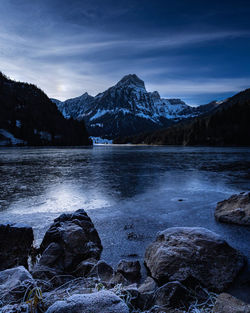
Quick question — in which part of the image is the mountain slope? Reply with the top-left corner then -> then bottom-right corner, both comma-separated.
0,72 -> 91,146
114,88 -> 250,146
52,74 -> 216,139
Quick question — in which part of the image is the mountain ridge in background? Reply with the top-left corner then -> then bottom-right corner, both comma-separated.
52,74 -> 218,140
114,88 -> 250,146
1,71 -> 249,147
0,72 -> 91,146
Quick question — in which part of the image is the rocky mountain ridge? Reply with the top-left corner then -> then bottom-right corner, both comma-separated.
114,88 -> 250,146
52,74 -> 217,140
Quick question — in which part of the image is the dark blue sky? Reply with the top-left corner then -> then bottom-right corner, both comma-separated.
0,0 -> 250,105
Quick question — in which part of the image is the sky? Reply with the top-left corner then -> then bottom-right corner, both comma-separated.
0,0 -> 250,105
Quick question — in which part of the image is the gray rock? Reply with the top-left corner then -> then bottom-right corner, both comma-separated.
0,266 -> 35,307
88,260 -> 114,282
215,192 -> 250,225
73,258 -> 97,277
33,209 -> 102,280
154,281 -> 190,308
1,303 -> 30,313
149,307 -> 182,313
42,277 -> 96,310
33,243 -> 64,280
45,290 -> 129,313
116,260 -> 141,282
144,227 -> 246,291
135,277 -> 158,310
0,223 -> 33,270
213,293 -> 250,313
110,272 -> 130,286
138,277 -> 157,294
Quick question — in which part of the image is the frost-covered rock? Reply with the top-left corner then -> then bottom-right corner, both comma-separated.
154,281 -> 190,308
0,223 -> 34,270
134,277 -> 158,310
1,303 -> 30,313
42,277 -> 96,310
45,290 -> 129,313
33,209 -> 102,280
88,260 -> 114,282
116,260 -> 141,282
73,258 -> 97,277
138,276 -> 157,294
144,227 -> 246,291
213,293 -> 250,313
0,266 -> 35,306
215,192 -> 250,225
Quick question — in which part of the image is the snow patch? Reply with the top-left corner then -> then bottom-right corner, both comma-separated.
90,123 -> 103,128
16,120 -> 21,128
39,131 -> 52,141
90,109 -> 110,121
90,136 -> 113,145
0,129 -> 26,146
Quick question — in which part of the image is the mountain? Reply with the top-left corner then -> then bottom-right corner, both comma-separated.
52,74 -> 216,140
114,88 -> 250,146
0,72 -> 91,146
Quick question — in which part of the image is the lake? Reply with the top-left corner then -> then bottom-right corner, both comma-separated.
0,145 -> 249,297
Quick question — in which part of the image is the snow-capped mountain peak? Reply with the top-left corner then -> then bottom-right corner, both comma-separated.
116,74 -> 145,89
51,74 -> 217,139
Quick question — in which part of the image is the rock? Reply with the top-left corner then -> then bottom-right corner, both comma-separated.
116,260 -> 141,282
42,277 -> 96,310
138,276 -> 157,294
149,307 -> 182,313
213,293 -> 250,313
0,266 -> 35,307
88,260 -> 114,282
154,281 -> 190,308
119,284 -> 142,310
1,303 -> 30,313
215,192 -> 250,225
144,227 -> 246,291
110,272 -> 130,286
133,277 -> 158,310
33,242 -> 64,276
33,209 -> 102,279
45,290 -> 129,313
0,223 -> 34,270
73,258 -> 97,277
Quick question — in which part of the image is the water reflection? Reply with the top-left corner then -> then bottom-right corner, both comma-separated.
0,146 -> 249,247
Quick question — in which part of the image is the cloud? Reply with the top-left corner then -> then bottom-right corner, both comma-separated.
0,0 -> 250,103
148,78 -> 250,96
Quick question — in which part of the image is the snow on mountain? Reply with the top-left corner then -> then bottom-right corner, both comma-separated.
51,92 -> 94,120
90,136 -> 113,145
51,74 -> 216,139
0,129 -> 27,146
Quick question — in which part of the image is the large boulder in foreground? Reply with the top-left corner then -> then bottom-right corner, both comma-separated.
0,223 -> 33,270
213,293 -> 250,313
33,209 -> 102,279
0,266 -> 35,306
144,227 -> 245,291
45,290 -> 129,313
215,192 -> 250,226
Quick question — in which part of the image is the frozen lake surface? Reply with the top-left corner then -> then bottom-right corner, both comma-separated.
0,145 -> 249,298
